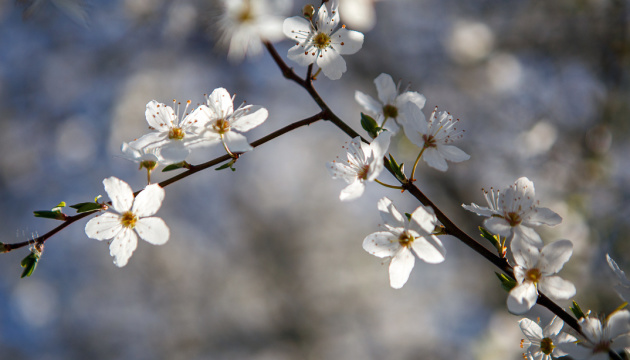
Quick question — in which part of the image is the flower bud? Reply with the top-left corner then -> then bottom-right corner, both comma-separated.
303,4 -> 315,19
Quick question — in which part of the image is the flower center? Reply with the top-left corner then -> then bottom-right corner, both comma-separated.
169,127 -> 185,140
213,119 -> 231,134
313,32 -> 331,49
120,211 -> 138,229
140,160 -> 158,171
540,337 -> 554,355
357,164 -> 370,180
506,212 -> 522,226
593,340 -> 611,354
383,104 -> 398,119
525,268 -> 542,283
398,231 -> 415,247
237,3 -> 254,23
422,134 -> 437,148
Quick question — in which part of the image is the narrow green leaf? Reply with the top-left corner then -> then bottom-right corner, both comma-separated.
570,301 -> 586,319
33,210 -> 67,220
360,113 -> 382,139
20,252 -> 40,278
216,159 -> 236,171
495,272 -> 517,292
163,163 -> 184,172
404,213 -> 412,221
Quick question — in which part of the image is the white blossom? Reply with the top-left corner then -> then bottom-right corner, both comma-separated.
559,310 -> 630,360
130,100 -> 210,164
402,106 -> 470,171
283,0 -> 364,80
198,87 -> 268,153
85,177 -> 170,267
507,238 -> 576,314
462,177 -> 562,246
327,132 -> 391,201
606,254 -> 630,303
519,316 -> 577,360
219,0 -> 290,61
363,197 -> 446,289
355,73 -> 426,134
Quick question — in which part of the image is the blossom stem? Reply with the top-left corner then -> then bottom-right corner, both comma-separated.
147,169 -> 152,185
410,147 -> 427,182
220,136 -> 237,158
374,179 -> 404,190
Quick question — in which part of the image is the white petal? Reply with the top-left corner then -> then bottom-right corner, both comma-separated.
526,207 -> 562,226
483,217 -> 513,237
132,183 -> 165,217
438,144 -> 470,163
327,161 -> 357,181
287,44 -> 316,66
103,176 -> 134,213
511,236 -> 541,269
355,91 -> 382,115
128,132 -> 168,152
362,231 -> 400,258
207,88 -> 234,117
85,212 -> 122,241
377,197 -> 405,226
159,142 -> 191,163
374,73 -> 396,105
369,131 -> 392,159
144,100 -> 175,131
538,239 -> 573,275
580,316 -> 604,344
389,247 -> 415,289
544,316 -> 564,337
339,180 -> 365,201
514,177 -> 536,199
423,148 -> 448,171
397,91 -> 426,111
538,276 -> 576,300
109,228 -> 138,267
317,49 -> 346,80
411,235 -> 446,264
135,217 -> 170,245
507,282 -> 538,314
513,225 -> 544,247
402,102 -> 429,135
519,318 -> 543,342
606,310 -> 630,340
282,16 -> 311,39
230,106 -> 268,132
409,205 -> 437,234
330,28 -> 364,55
462,203 -> 497,217
222,131 -> 253,152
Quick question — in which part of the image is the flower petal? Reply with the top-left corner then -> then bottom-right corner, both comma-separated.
135,217 -> 170,245
222,131 -> 253,152
511,236 -> 540,269
423,148 -> 449,171
374,73 -> 396,105
544,316 -> 564,338
438,144 -> 470,163
230,105 -> 268,132
462,203 -> 496,217
507,282 -> 538,314
109,227 -> 138,267
408,205 -> 437,234
103,176 -> 134,213
377,197 -> 405,226
519,318 -> 543,342
85,212 -> 122,241
606,309 -> 630,340
389,247 -> 415,289
331,28 -> 364,55
287,44 -> 316,66
132,183 -> 165,217
362,231 -> 400,258
283,16 -> 311,40
207,88 -> 234,117
411,235 -> 446,264
355,91 -> 382,115
538,239 -> 573,274
145,100 -> 175,132
483,217 -> 512,237
317,49 -> 346,80
526,207 -> 562,226
538,276 -> 576,300
339,180 -> 365,201
397,91 -> 426,112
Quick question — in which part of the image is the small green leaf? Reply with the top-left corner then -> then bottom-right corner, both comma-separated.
571,301 -> 586,319
162,161 -> 190,172
33,210 -> 67,220
360,113 -> 383,139
385,154 -> 407,183
495,272 -> 517,292
70,202 -> 104,213
20,252 -> 40,278
216,159 -> 236,172
404,213 -> 412,221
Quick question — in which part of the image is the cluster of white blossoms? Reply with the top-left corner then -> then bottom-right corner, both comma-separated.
85,87 -> 268,266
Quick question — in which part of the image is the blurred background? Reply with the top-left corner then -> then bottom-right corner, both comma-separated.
1,0 -> 629,359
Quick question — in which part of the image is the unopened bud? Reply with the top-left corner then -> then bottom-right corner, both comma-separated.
303,4 -> 315,19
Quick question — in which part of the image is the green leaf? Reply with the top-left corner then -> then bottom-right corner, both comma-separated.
479,226 -> 501,249
386,154 -> 407,183
495,272 -> 517,292
360,113 -> 383,139
20,252 -> 40,278
216,159 -> 236,172
404,213 -> 412,221
570,301 -> 586,319
69,202 -> 103,213
33,210 -> 67,220
162,161 -> 189,172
